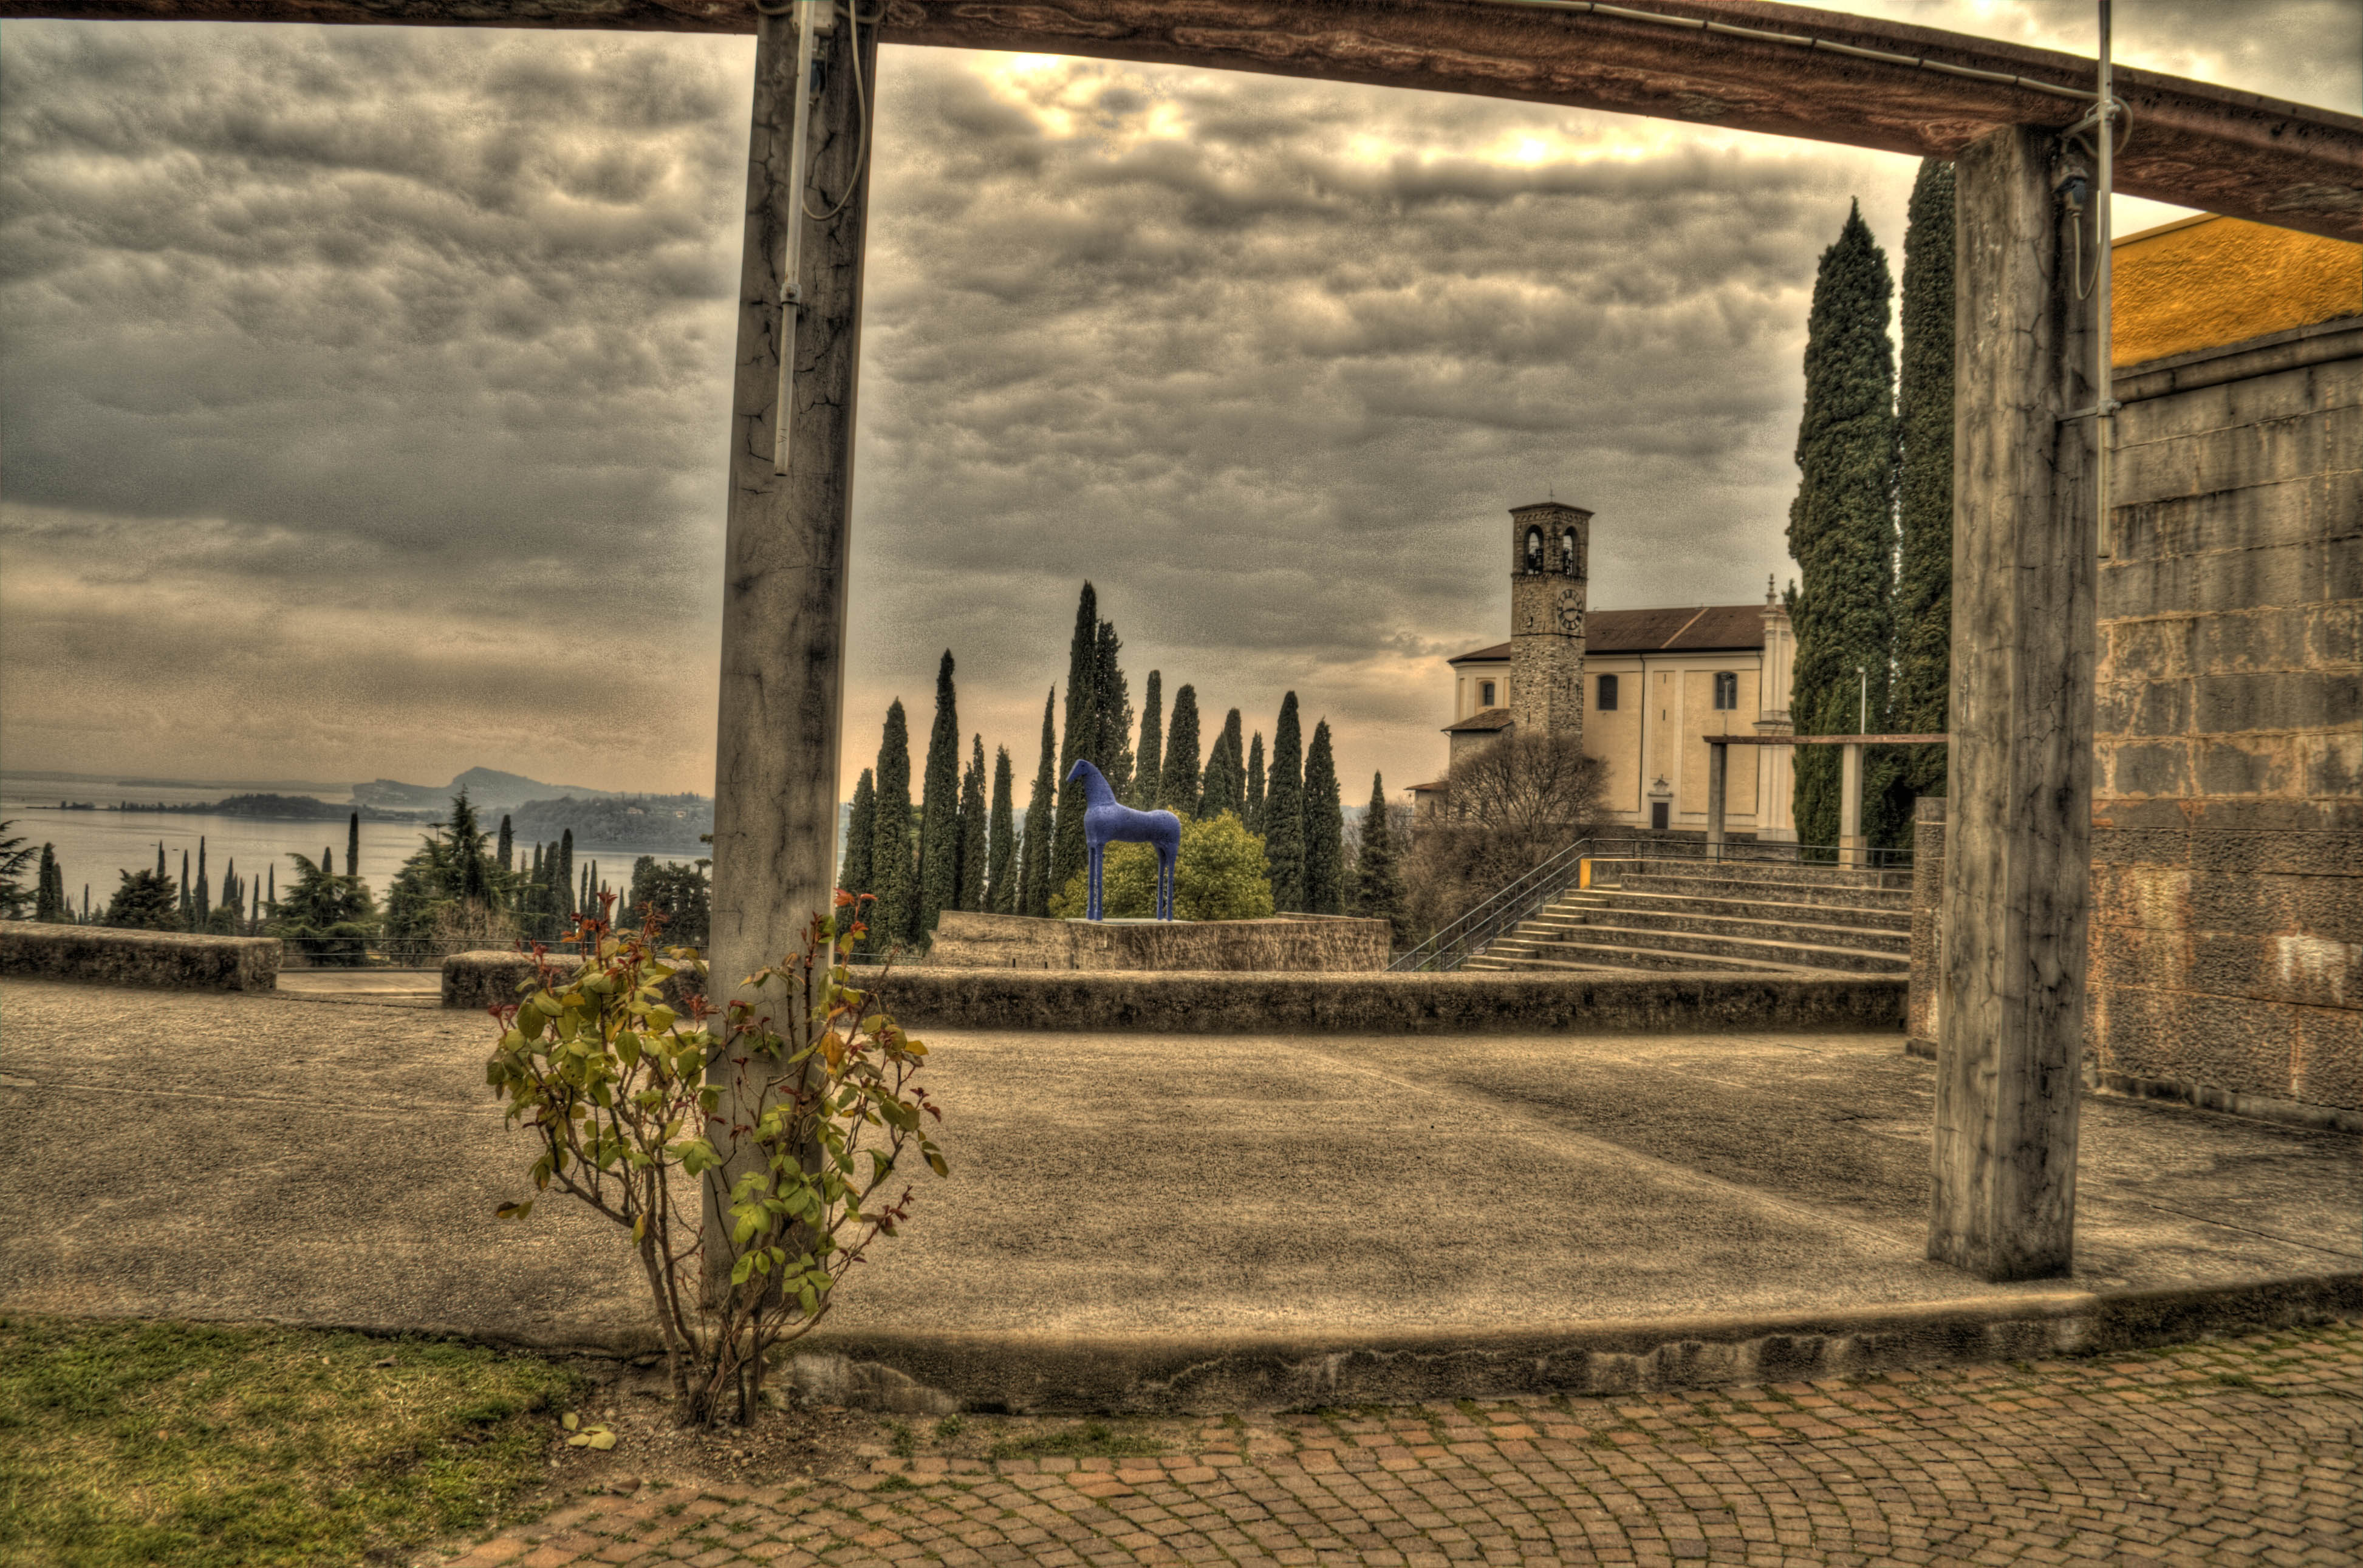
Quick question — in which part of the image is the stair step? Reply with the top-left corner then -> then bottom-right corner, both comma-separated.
1606,873 -> 1912,912
1545,888 -> 1909,932
1522,907 -> 1909,951
1499,924 -> 1908,974
1479,938 -> 1844,975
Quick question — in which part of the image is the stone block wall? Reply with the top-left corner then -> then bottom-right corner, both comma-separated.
0,921 -> 281,992
2088,319 -> 2359,1117
923,911 -> 1392,972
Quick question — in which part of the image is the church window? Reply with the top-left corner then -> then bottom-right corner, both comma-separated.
1713,671 -> 1739,711
1560,529 -> 1578,574
1480,680 -> 1497,708
1523,527 -> 1543,574
1596,674 -> 1618,711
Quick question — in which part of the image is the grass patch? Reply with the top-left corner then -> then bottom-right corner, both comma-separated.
0,1314 -> 582,1568
985,1420 -> 1168,1462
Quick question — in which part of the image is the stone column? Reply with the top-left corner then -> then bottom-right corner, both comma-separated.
705,4 -> 879,1288
1705,741 -> 1728,859
1906,796 -> 1946,1056
1928,124 -> 2101,1283
1839,742 -> 1864,868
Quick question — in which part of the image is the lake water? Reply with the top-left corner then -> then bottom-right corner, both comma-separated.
1,776 -> 700,917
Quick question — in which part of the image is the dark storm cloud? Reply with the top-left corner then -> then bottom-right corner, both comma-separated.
2,2 -> 2351,796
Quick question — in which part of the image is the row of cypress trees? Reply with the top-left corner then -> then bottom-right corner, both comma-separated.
1785,158 -> 1956,853
839,582 -> 1361,945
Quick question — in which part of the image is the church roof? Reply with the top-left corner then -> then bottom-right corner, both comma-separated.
1448,603 -> 1767,663
1443,707 -> 1515,733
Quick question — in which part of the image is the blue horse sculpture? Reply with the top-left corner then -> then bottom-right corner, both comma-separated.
1065,759 -> 1181,921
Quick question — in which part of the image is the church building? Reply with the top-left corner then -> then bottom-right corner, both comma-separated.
1410,500 -> 1798,840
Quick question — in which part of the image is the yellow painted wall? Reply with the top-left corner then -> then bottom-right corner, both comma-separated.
1586,664 -> 1643,816
2113,215 -> 2361,368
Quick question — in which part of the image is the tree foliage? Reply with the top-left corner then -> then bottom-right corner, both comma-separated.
1049,813 -> 1275,922
1301,719 -> 1346,915
985,746 -> 1017,913
1404,732 -> 1606,938
1244,732 -> 1265,836
1199,707 -> 1245,821
1350,774 -> 1408,947
1264,693 -> 1305,912
956,736 -> 988,913
1017,688 -> 1058,918
1787,200 -> 1902,854
916,651 -> 963,935
1051,584 -> 1101,896
841,769 -> 875,897
1895,157 -> 1957,797
0,821 -> 33,920
1159,683 -> 1202,821
102,868 -> 183,932
625,855 -> 711,948
868,700 -> 917,952
383,791 -> 499,946
1132,671 -> 1164,809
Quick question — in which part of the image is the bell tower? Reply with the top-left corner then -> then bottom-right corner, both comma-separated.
1508,500 -> 1589,740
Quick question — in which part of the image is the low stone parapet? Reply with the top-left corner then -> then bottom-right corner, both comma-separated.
925,910 -> 1391,972
442,950 -> 708,1011
0,921 -> 279,992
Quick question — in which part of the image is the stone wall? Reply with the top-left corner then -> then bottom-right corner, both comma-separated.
922,911 -> 1392,972
2088,318 -> 2359,1119
0,921 -> 281,992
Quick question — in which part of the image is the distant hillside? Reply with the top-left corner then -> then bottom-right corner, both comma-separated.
508,794 -> 713,853
352,767 -> 620,812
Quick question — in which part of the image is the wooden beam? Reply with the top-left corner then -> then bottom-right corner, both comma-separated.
6,0 -> 2357,241
1698,732 -> 1949,746
1929,122 -> 2098,1284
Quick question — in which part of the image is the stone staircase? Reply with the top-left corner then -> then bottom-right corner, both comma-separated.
1463,856 -> 1911,978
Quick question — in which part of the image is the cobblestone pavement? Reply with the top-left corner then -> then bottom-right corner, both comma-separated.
440,1322 -> 2362,1567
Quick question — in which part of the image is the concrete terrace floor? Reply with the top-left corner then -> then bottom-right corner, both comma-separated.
1,975 -> 2357,1377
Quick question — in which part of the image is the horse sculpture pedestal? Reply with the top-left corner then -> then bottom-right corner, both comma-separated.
1065,760 -> 1181,921
925,911 -> 1392,972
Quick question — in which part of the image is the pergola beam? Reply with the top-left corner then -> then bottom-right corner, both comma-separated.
5,0 -> 2358,241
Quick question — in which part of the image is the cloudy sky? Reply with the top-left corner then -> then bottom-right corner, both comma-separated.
3,1 -> 2356,802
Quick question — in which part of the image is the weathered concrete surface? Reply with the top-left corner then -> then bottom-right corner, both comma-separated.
441,953 -> 1901,1033
925,912 -> 1391,973
1907,799 -> 1944,1052
8,1 -> 2358,244
4,978 -> 2355,1411
2090,318 -> 2362,1119
0,921 -> 279,992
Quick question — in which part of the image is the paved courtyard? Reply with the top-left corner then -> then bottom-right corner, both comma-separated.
437,1322 -> 2363,1567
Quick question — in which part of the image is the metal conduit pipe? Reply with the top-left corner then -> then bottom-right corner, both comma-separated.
1474,0 -> 2101,103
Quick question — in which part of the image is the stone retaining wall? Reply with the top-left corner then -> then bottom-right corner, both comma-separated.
0,921 -> 280,992
442,950 -> 1902,1033
924,911 -> 1391,972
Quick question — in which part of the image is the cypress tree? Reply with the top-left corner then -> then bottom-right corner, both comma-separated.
558,830 -> 574,917
196,837 -> 209,919
1302,720 -> 1346,915
498,813 -> 514,872
870,700 -> 918,949
1265,693 -> 1306,911
1051,585 -> 1100,897
916,651 -> 963,934
34,845 -> 61,921
1093,620 -> 1135,802
265,862 -> 274,912
1786,200 -> 1899,856
1219,709 -> 1244,814
1350,773 -> 1407,946
986,746 -> 1017,913
180,851 -> 191,917
1245,732 -> 1265,834
221,858 -> 236,919
1894,157 -> 1956,798
1199,709 -> 1245,820
957,736 -> 988,912
1159,684 -> 1202,819
157,842 -> 166,881
347,813 -> 361,885
1134,671 -> 1164,808
843,768 -> 877,895
1018,688 -> 1058,917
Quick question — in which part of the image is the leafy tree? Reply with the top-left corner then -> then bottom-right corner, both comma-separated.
1403,732 -> 1606,939
1787,200 -> 1900,856
1301,719 -> 1346,915
956,736 -> 988,913
1159,683 -> 1202,820
842,768 -> 876,895
1051,584 -> 1100,897
1895,157 -> 1956,798
1245,732 -> 1265,835
1050,813 -> 1275,922
869,700 -> 917,950
986,746 -> 1016,913
1350,774 -> 1409,946
1094,621 -> 1135,800
103,868 -> 183,932
916,650 -> 963,934
1133,671 -> 1164,808
0,820 -> 33,919
626,854 -> 711,947
383,790 -> 501,945
33,844 -> 64,922
1264,693 -> 1305,912
272,850 -> 377,962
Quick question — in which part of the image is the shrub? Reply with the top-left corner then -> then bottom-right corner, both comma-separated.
484,891 -> 944,1428
1404,732 -> 1605,939
1048,811 -> 1275,921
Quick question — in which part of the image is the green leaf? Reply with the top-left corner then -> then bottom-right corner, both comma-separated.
494,1201 -> 533,1219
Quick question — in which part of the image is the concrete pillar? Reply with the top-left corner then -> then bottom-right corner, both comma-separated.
1929,124 -> 2101,1283
1838,742 -> 1864,868
1705,742 -> 1728,859
1906,796 -> 1946,1056
705,5 -> 878,1286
